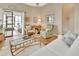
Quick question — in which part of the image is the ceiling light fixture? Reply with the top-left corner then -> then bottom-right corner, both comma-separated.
24,3 -> 47,7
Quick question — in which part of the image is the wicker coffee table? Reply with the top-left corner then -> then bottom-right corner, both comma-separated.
9,35 -> 41,56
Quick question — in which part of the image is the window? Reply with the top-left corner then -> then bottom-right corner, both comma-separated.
46,14 -> 55,25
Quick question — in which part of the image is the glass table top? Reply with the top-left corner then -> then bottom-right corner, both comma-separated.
9,35 -> 33,45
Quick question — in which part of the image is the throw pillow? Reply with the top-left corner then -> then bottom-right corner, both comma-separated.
62,32 -> 78,47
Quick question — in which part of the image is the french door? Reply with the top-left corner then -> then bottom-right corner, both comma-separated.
3,11 -> 13,37
14,15 -> 22,33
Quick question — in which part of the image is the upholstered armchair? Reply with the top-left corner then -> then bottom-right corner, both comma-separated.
25,25 -> 35,37
40,24 -> 54,38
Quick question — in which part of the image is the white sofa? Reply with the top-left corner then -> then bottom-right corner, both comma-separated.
31,32 -> 79,56
31,35 -> 69,56
64,36 -> 79,56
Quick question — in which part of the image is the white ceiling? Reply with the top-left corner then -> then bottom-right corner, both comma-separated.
24,3 -> 47,7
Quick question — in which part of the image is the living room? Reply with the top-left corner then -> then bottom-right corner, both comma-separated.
0,3 -> 79,56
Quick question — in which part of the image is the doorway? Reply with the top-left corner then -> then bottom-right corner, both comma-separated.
13,15 -> 22,36
3,11 -> 24,38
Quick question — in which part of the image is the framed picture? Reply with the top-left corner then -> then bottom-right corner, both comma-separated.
33,17 -> 42,23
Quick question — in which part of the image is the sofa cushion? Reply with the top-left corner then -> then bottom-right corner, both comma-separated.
64,36 -> 79,56
31,35 -> 69,56
64,32 -> 78,40
62,32 -> 78,47
31,47 -> 58,56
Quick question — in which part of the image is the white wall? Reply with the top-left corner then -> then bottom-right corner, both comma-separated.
62,4 -> 75,34
41,3 -> 63,35
62,4 -> 79,34
74,4 -> 79,33
56,4 -> 63,35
